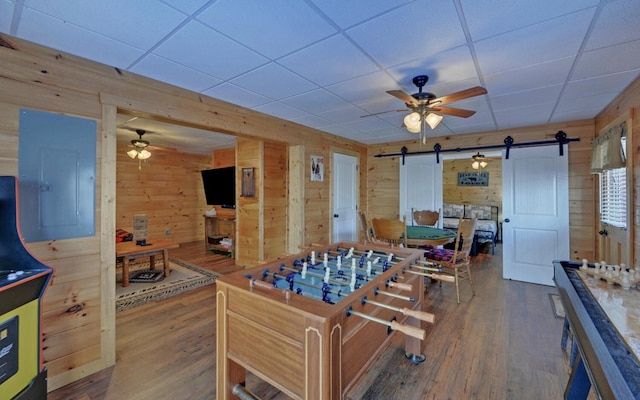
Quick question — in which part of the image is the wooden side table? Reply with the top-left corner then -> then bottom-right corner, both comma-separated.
116,240 -> 179,287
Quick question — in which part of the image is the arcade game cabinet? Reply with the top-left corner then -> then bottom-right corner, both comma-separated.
0,176 -> 53,399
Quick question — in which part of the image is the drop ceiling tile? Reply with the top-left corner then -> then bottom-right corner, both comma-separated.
202,82 -> 271,108
131,54 -> 222,93
231,63 -> 317,100
17,8 -> 144,67
483,57 -> 574,96
386,46 -> 478,87
461,0 -> 599,41
325,71 -> 399,105
253,102 -> 307,120
290,114 -> 334,129
549,107 -> 604,124
317,105 -> 367,124
197,0 -> 336,59
490,85 -> 563,111
475,8 -> 594,75
562,70 -> 640,100
572,40 -> 640,80
279,35 -> 379,86
161,0 -> 210,15
24,0 -> 187,49
347,1 -> 465,68
585,0 -> 640,50
0,0 -> 13,32
494,103 -> 555,129
555,93 -> 612,113
154,20 -> 268,80
310,0 -> 413,29
281,89 -> 351,114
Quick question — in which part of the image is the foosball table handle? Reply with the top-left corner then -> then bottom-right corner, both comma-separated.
250,279 -> 274,290
387,281 -> 412,291
402,308 -> 435,324
390,320 -> 426,340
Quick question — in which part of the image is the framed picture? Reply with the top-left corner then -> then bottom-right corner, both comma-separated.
311,155 -> 324,182
241,168 -> 255,197
458,172 -> 489,186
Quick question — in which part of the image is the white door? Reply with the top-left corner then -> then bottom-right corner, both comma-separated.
332,153 -> 358,242
399,155 -> 443,224
502,146 -> 569,286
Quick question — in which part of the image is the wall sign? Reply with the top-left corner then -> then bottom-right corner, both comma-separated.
311,155 -> 324,182
457,172 -> 489,186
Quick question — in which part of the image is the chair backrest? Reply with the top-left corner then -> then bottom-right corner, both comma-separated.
412,208 -> 440,228
359,211 -> 374,241
451,217 -> 477,264
371,216 -> 407,246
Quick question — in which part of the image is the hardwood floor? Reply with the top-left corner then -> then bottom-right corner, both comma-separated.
49,241 -> 571,400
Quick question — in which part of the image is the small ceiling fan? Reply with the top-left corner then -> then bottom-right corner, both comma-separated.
363,75 -> 487,136
125,129 -> 152,169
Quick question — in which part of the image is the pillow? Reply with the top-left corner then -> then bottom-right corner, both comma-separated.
443,203 -> 464,218
464,205 -> 492,220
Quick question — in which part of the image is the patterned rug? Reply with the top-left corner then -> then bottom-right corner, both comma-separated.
116,258 -> 221,311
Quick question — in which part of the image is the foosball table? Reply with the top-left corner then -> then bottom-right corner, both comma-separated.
216,242 -> 435,400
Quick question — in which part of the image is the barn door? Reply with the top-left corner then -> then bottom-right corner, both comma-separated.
502,146 -> 569,286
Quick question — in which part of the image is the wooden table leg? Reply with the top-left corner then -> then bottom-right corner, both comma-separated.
149,255 -> 156,270
163,249 -> 170,277
122,257 -> 130,287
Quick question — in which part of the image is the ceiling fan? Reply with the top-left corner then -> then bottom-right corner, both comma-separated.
363,75 -> 487,138
125,129 -> 152,169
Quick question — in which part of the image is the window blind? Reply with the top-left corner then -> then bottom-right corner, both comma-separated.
600,165 -> 626,228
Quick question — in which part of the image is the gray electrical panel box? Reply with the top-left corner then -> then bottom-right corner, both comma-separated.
18,109 -> 96,242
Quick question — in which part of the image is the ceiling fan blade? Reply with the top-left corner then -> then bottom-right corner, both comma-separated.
361,109 -> 407,118
386,90 -> 418,106
429,106 -> 477,118
430,86 -> 487,105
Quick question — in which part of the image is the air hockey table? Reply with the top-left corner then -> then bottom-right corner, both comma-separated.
554,260 -> 640,400
216,242 -> 433,400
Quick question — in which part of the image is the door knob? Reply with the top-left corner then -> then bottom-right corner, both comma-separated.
599,229 -> 608,236
333,214 -> 339,218
504,218 -> 510,223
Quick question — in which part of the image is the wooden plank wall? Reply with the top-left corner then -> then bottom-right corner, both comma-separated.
366,121 -> 596,261
116,144 -> 211,244
263,141 -> 287,261
442,157 -> 503,212
594,77 -> 640,265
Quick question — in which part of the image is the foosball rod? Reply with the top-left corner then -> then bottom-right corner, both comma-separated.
346,307 -> 425,340
375,287 -> 414,302
403,268 -> 456,283
265,269 -> 350,299
333,246 -> 406,261
279,264 -> 356,287
362,296 -> 435,323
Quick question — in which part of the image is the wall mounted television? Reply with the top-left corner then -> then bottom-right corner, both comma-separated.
201,166 -> 235,208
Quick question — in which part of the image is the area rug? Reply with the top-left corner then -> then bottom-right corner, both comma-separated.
116,258 -> 221,312
549,293 -> 566,319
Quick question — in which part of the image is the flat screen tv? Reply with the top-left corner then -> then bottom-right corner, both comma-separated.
201,167 -> 235,208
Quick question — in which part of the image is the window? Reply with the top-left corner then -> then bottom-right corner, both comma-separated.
599,136 -> 627,228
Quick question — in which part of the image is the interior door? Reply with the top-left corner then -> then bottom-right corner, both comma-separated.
399,154 -> 443,225
332,152 -> 358,242
502,146 -> 569,286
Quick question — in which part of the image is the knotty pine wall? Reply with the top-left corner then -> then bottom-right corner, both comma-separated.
442,157 -> 502,211
366,120 -> 596,262
116,144 -> 211,244
0,33 -> 365,391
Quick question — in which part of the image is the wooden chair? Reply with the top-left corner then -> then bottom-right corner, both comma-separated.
358,211 -> 375,242
424,217 -> 477,304
412,208 -> 440,228
371,216 -> 407,247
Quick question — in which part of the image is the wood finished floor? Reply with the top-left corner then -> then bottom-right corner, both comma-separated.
49,241 -> 571,400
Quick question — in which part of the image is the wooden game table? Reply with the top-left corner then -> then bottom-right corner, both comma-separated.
116,240 -> 179,287
405,225 -> 457,247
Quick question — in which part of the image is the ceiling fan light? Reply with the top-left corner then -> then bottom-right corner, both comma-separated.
472,161 -> 480,169
425,113 -> 443,129
406,123 -> 421,134
138,149 -> 152,160
127,149 -> 138,159
404,112 -> 421,128
480,161 -> 488,168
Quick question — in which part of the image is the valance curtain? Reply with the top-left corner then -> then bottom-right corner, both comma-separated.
590,121 -> 626,174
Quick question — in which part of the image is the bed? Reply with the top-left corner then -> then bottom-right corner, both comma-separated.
442,203 -> 500,255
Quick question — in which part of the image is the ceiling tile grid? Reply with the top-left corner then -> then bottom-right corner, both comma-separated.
1,0 -> 639,154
